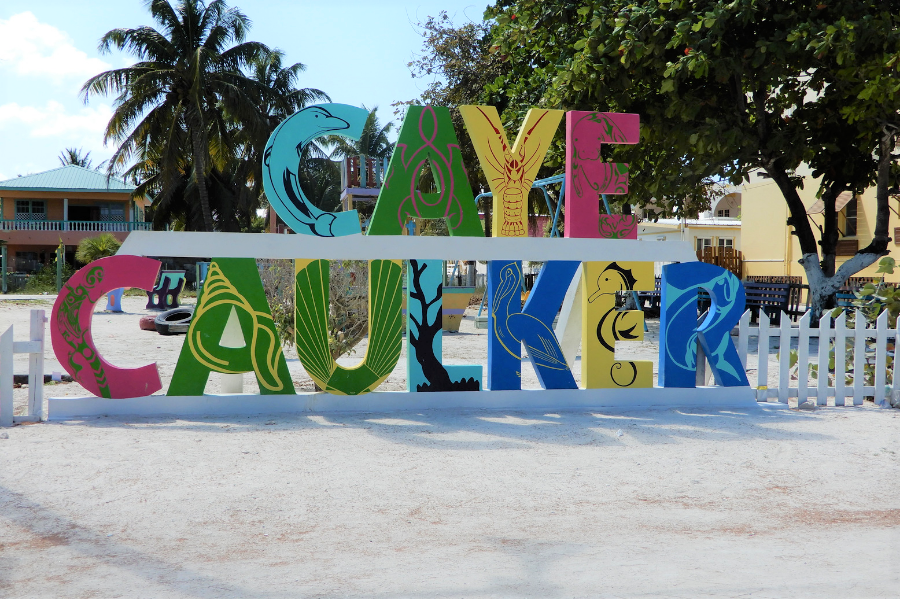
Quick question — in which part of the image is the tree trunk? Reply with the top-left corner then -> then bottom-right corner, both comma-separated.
761,155 -> 892,320
190,128 -> 214,232
799,123 -> 896,320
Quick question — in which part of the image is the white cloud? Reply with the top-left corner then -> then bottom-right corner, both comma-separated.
0,101 -> 113,150
0,12 -> 111,82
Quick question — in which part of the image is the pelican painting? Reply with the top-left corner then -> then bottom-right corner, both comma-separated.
263,104 -> 366,237
489,261 -> 577,389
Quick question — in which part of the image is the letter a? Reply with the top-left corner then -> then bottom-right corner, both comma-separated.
367,105 -> 484,237
168,259 -> 295,396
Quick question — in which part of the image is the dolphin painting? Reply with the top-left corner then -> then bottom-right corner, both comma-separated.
263,103 -> 368,237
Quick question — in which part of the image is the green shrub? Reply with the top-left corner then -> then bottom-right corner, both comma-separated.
23,261 -> 74,294
75,233 -> 122,264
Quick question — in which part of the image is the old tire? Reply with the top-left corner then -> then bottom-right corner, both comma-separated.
154,307 -> 193,335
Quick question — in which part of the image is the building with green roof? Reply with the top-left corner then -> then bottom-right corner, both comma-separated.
0,164 -> 151,275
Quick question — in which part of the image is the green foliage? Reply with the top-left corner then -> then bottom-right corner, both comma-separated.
297,153 -> 342,213
485,0 -> 900,244
324,106 -> 394,160
83,1 -> 328,233
74,233 -> 122,264
258,259 -> 372,361
58,147 -> 95,169
850,258 -> 900,328
24,261 -> 74,294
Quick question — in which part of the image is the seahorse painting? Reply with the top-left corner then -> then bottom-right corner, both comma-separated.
582,261 -> 654,389
459,105 -> 563,237
564,112 -> 640,239
263,103 -> 367,237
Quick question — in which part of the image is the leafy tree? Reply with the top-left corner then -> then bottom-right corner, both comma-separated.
487,0 -> 900,315
75,233 -> 122,264
82,0 -> 273,232
297,152 -> 342,213
58,147 -> 95,169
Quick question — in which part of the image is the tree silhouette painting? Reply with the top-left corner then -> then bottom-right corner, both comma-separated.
408,260 -> 480,391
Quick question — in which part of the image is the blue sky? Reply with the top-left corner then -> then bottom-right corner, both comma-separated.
0,0 -> 488,181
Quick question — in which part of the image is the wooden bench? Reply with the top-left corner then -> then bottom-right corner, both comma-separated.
637,276 -> 662,316
743,281 -> 791,323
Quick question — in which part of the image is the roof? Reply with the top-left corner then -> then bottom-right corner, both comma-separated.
0,165 -> 135,194
641,217 -> 741,228
807,191 -> 854,215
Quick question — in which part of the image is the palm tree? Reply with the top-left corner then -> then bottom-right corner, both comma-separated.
324,105 -> 394,160
58,147 -> 95,169
75,233 -> 122,264
230,49 -> 330,228
82,0 -> 273,232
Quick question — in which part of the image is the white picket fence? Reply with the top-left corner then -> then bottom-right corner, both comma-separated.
734,308 -> 897,407
0,309 -> 46,427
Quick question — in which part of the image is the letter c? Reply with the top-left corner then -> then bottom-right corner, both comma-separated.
51,255 -> 163,398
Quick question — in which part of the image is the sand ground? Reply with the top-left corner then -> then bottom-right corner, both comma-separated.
1,296 -> 899,597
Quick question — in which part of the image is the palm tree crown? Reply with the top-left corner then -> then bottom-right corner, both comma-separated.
325,106 -> 394,160
82,0 -> 274,232
58,147 -> 95,169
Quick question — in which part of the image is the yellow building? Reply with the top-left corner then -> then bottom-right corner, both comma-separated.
741,168 -> 900,283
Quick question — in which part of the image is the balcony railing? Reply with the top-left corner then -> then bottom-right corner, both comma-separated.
0,220 -> 152,232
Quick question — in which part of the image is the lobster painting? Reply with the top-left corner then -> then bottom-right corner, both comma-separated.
460,105 -> 563,237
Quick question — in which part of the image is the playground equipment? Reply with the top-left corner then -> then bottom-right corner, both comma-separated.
146,270 -> 185,310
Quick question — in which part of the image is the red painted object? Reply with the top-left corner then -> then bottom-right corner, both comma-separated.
51,255 -> 164,399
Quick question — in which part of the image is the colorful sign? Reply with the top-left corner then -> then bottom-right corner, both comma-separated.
50,105 -> 750,404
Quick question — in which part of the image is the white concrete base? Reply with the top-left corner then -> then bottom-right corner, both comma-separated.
48,387 -> 758,420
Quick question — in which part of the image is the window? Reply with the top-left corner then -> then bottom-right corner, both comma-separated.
718,238 -> 734,249
15,200 -> 46,220
99,203 -> 125,222
843,198 -> 858,236
14,251 -> 40,273
717,209 -> 730,217
696,237 -> 712,252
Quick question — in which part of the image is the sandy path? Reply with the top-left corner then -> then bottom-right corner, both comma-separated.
2,296 -> 899,596
1,406 -> 898,597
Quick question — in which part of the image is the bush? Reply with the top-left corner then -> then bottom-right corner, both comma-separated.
23,261 -> 75,294
75,233 -> 121,264
258,258 -> 370,360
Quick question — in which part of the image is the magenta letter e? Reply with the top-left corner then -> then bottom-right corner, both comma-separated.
564,112 -> 640,239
